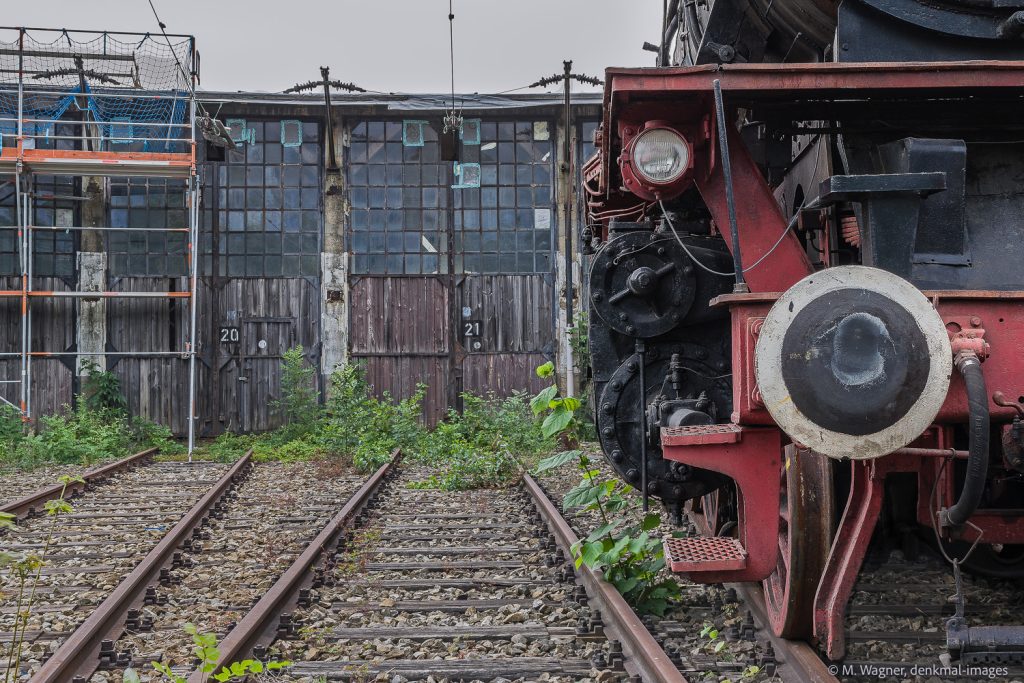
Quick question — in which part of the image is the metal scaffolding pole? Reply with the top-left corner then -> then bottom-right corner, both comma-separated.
186,93 -> 199,461
0,26 -> 201,452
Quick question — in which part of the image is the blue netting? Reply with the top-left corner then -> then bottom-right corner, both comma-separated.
86,87 -> 189,152
0,28 -> 193,151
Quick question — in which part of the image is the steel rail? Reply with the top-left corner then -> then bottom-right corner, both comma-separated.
32,451 -> 254,683
521,473 -> 687,683
187,448 -> 402,681
0,447 -> 156,518
734,583 -> 839,683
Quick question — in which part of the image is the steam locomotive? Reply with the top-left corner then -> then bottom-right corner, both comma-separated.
584,0 -> 1024,661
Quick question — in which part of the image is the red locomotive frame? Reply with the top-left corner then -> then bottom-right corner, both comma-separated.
588,61 -> 1024,660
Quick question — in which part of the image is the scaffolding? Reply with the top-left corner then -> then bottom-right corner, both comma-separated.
0,27 -> 199,453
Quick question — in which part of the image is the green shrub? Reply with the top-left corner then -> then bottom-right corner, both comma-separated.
408,392 -> 552,491
271,345 -> 320,438
80,359 -> 128,413
0,362 -> 183,468
0,403 -> 25,458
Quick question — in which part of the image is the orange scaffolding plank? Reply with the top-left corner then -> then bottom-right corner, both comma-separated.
0,147 -> 193,178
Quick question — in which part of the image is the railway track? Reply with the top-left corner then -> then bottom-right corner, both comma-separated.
835,546 -> 1024,682
158,462 -> 680,682
11,446 -> 989,683
531,473 -> 837,683
0,450 -> 236,680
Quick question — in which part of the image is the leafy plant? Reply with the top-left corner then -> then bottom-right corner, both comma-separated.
2,474 -> 82,683
271,346 -> 320,436
80,358 -> 128,414
1,360 -> 183,469
0,404 -> 24,457
531,362 -> 681,616
148,624 -> 290,683
700,622 -> 727,654
409,392 -> 551,491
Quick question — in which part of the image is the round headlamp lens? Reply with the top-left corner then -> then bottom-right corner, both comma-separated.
633,128 -> 689,184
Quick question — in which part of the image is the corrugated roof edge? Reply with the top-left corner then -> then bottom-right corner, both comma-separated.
196,91 -> 603,111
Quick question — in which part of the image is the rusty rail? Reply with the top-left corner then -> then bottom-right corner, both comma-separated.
521,473 -> 686,683
734,583 -> 838,683
187,448 -> 402,681
0,447 -> 156,518
32,451 -> 254,683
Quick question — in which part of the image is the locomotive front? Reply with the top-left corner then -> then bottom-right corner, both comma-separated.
585,0 -> 1024,662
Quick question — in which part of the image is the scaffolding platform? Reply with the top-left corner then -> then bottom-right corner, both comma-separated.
0,147 -> 193,177
0,26 -> 200,453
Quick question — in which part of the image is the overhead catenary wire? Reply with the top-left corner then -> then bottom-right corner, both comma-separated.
145,0 -> 210,119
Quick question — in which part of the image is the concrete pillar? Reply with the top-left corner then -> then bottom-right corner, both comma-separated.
77,177 -> 106,375
320,118 -> 349,382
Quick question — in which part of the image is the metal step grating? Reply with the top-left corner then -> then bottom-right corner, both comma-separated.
661,423 -> 743,446
663,536 -> 747,572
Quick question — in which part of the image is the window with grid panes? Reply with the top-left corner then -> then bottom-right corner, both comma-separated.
347,120 -> 447,275
0,120 -> 79,279
347,119 -> 555,275
108,177 -> 189,276
0,175 -> 77,280
204,119 -> 322,277
456,120 -> 553,274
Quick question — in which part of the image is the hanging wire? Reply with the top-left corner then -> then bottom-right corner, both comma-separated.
659,134 -> 824,277
443,0 -> 463,133
145,0 -> 210,118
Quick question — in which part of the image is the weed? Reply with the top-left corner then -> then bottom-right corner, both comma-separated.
271,345 -> 320,438
145,623 -> 290,683
2,474 -> 82,683
0,361 -> 182,469
196,357 -> 553,489
0,405 -> 24,458
80,359 -> 128,413
531,361 -> 681,616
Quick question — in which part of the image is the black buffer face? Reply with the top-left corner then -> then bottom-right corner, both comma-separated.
780,288 -> 930,437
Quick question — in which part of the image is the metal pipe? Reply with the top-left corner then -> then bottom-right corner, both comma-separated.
23,225 -> 190,233
893,447 -> 969,459
0,291 -> 191,298
712,79 -> 748,293
0,25 -> 194,40
562,60 -> 575,400
637,339 -> 649,512
25,177 -> 32,419
187,94 -> 199,461
0,117 -> 188,128
0,351 -> 189,358
944,352 -> 991,526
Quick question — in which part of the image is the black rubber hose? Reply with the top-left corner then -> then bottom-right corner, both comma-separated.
946,353 -> 990,526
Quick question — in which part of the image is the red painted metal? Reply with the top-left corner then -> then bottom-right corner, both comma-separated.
813,454 -> 918,660
664,536 -> 747,572
661,425 -> 782,583
691,121 -> 813,292
614,60 -> 1024,653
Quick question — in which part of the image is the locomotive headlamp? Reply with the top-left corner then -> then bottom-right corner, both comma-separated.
632,128 -> 690,184
618,122 -> 694,201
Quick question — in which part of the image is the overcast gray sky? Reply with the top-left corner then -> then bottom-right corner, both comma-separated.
14,1 -> 664,94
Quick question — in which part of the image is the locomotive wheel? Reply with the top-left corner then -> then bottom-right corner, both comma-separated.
689,483 -> 734,537
762,445 -> 834,639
